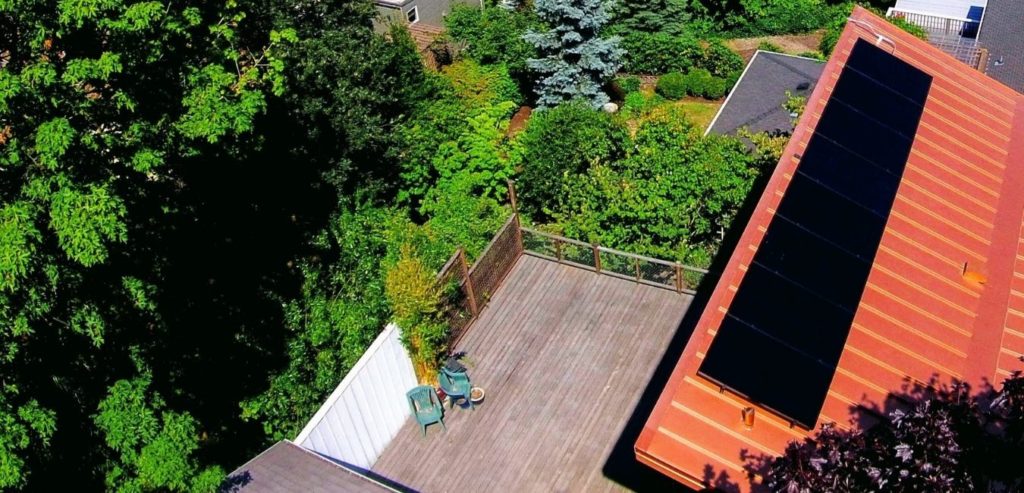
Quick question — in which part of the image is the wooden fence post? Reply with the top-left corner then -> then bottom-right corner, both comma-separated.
675,262 -> 684,293
635,258 -> 641,282
507,179 -> 519,217
593,243 -> 602,273
459,248 -> 479,317
555,239 -> 563,262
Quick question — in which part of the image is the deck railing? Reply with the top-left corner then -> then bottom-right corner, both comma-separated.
435,211 -> 709,348
519,227 -> 707,295
435,215 -> 523,347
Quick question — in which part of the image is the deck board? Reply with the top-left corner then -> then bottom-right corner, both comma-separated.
371,255 -> 693,492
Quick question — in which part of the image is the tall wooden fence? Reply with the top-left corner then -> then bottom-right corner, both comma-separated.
435,215 -> 524,348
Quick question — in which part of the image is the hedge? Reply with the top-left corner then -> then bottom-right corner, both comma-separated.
656,72 -> 688,100
621,32 -> 743,81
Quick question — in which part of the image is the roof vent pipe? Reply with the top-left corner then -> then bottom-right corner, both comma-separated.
963,262 -> 987,286
742,407 -> 756,429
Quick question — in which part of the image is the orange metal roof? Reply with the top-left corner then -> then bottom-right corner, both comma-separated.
635,7 -> 1024,491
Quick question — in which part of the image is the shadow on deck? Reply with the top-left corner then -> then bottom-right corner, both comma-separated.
371,254 -> 695,492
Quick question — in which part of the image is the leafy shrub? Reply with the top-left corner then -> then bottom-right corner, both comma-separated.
678,69 -> 727,99
621,91 -> 665,118
385,243 -> 447,382
656,72 -> 688,100
691,0 -> 847,37
445,5 -> 538,78
890,16 -> 930,40
819,16 -> 844,55
612,0 -> 691,36
758,41 -> 783,52
701,42 -> 745,80
621,32 -> 744,84
703,76 -> 728,99
615,75 -> 642,94
820,5 -> 927,56
555,108 -> 771,261
442,60 -> 522,107
621,32 -> 702,74
797,51 -> 825,60
514,101 -> 629,219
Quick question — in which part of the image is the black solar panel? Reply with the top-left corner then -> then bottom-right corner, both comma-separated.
698,40 -> 932,428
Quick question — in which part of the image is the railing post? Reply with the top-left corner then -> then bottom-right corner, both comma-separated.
555,239 -> 563,262
507,179 -> 519,218
459,248 -> 479,317
593,243 -> 601,273
635,257 -> 641,282
675,262 -> 684,293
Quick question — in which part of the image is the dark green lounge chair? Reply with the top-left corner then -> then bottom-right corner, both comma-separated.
406,385 -> 445,436
439,367 -> 473,410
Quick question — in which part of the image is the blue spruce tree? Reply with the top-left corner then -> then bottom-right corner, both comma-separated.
524,0 -> 625,109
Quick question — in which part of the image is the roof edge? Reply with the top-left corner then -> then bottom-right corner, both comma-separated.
704,50 -> 763,137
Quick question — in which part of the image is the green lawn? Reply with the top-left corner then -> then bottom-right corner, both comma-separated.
622,86 -> 723,133
671,98 -> 723,131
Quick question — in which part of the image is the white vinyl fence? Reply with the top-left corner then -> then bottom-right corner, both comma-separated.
294,323 -> 418,469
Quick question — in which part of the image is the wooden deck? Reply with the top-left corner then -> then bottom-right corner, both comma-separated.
372,254 -> 694,492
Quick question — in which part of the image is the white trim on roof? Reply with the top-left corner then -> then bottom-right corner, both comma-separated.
705,50 -> 762,137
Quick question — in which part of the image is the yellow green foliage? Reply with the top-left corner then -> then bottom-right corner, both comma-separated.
385,244 -> 447,382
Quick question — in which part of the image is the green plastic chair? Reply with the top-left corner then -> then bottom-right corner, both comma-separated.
407,385 -> 445,436
439,368 -> 474,410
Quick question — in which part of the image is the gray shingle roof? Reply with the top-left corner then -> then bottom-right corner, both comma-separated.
222,441 -> 400,493
706,51 -> 825,137
979,0 -> 1024,93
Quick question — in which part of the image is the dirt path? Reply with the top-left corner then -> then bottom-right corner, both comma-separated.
726,32 -> 825,62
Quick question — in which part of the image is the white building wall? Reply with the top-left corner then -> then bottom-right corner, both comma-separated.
294,323 -> 418,469
893,0 -> 986,19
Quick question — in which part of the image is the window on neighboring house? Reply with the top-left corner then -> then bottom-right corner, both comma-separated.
406,6 -> 418,24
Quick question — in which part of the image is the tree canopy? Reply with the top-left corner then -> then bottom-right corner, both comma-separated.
3,0 -> 982,490
524,0 -> 625,108
765,374 -> 1024,492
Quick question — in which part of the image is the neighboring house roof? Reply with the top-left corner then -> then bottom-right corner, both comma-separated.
374,0 -> 410,7
705,51 -> 825,137
636,6 -> 1024,491
979,0 -> 1024,93
408,23 -> 445,53
222,441 -> 398,493
893,0 -> 986,20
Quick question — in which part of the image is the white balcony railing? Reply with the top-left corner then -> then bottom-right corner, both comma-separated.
887,7 -> 982,39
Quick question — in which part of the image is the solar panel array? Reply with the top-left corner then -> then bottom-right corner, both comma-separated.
698,40 -> 933,428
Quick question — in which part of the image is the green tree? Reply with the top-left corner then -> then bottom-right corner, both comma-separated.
445,5 -> 539,84
241,206 -> 396,440
612,0 -> 691,35
424,101 -> 518,210
396,65 -> 519,210
0,0 -> 290,487
95,376 -> 223,492
514,101 -> 629,219
272,6 -> 427,196
555,109 -> 772,261
524,0 -> 625,108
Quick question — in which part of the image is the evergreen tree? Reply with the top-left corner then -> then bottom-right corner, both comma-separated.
613,0 -> 690,35
524,0 -> 625,108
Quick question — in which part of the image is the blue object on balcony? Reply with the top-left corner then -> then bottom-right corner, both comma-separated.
439,367 -> 474,410
407,385 -> 446,436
